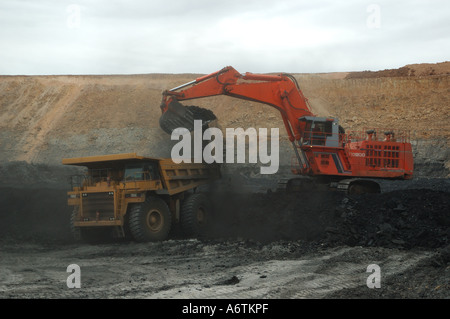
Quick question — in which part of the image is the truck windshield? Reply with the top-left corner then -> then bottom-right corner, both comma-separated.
124,166 -> 144,180
124,163 -> 157,181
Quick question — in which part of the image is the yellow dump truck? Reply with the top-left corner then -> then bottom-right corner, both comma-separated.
62,153 -> 221,243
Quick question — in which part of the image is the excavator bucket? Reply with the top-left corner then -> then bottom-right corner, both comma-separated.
159,98 -> 217,134
159,99 -> 195,134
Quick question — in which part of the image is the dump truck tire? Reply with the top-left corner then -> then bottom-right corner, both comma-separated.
180,193 -> 211,237
129,196 -> 172,242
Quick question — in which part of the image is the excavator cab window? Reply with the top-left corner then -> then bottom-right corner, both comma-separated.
311,122 -> 326,146
300,117 -> 338,146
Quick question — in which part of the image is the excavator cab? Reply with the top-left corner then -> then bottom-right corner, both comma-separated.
300,116 -> 341,147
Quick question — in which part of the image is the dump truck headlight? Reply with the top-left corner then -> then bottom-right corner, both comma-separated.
69,194 -> 79,199
125,193 -> 142,198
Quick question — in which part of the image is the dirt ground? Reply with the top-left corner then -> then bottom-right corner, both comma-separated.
0,176 -> 448,300
0,240 -> 442,299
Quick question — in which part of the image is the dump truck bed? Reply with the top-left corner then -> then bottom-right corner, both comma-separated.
62,153 -> 221,196
61,153 -> 160,169
157,159 -> 220,195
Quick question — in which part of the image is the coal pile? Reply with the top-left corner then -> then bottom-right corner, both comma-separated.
206,186 -> 449,250
207,190 -> 344,243
328,189 -> 450,249
0,187 -> 73,243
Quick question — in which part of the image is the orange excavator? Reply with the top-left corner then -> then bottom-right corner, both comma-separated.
158,66 -> 413,194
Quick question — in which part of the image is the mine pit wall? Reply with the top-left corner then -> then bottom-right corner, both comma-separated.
411,139 -> 450,178
0,132 -> 447,179
0,72 -> 448,175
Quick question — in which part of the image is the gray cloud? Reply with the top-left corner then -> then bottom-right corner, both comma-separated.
0,0 -> 448,75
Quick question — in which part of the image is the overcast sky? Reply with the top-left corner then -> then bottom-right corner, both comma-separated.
0,0 -> 449,75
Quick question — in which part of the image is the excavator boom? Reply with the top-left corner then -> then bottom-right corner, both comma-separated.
159,66 -> 314,142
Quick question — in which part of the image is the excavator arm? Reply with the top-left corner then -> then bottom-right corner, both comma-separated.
159,66 -> 315,142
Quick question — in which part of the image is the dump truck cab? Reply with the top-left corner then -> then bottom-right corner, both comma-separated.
63,153 -> 220,243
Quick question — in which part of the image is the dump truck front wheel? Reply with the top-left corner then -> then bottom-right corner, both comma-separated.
181,193 -> 211,237
129,196 -> 172,242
